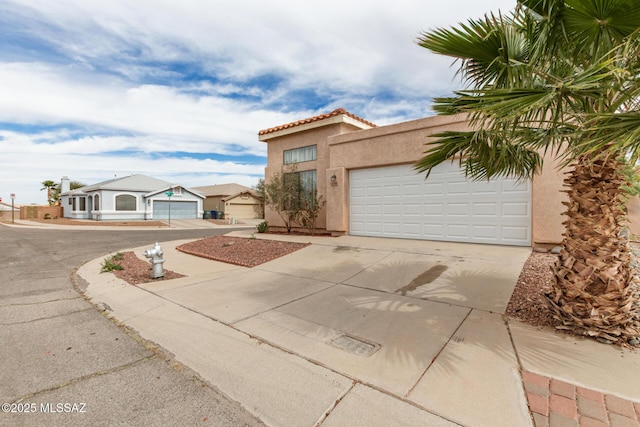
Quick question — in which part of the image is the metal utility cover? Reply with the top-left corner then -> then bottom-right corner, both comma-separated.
329,334 -> 380,357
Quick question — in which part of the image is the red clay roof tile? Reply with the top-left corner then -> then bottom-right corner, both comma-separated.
258,108 -> 376,136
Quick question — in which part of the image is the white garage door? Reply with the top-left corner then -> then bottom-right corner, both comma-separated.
153,201 -> 198,219
350,163 -> 531,246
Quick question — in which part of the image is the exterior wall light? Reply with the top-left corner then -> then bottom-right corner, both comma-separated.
331,175 -> 338,186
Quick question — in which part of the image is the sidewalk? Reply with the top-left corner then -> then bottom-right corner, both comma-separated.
77,232 -> 640,427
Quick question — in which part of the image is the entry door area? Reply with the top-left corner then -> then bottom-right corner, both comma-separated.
153,201 -> 198,219
349,163 -> 531,246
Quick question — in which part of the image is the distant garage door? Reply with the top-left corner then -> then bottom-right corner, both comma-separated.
153,201 -> 198,219
349,163 -> 531,246
228,204 -> 260,219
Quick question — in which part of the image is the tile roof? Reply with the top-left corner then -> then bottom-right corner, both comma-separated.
258,108 -> 376,136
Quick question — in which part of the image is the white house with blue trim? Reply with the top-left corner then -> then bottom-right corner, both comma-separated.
59,174 -> 204,221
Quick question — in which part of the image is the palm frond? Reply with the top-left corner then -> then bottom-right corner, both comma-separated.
417,12 -> 529,88
414,130 -> 544,181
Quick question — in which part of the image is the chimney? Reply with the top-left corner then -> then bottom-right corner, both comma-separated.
61,176 -> 70,193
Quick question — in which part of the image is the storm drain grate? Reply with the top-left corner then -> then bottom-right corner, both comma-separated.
329,334 -> 380,357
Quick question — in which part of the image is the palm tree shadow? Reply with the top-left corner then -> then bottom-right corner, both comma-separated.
240,254 -> 525,395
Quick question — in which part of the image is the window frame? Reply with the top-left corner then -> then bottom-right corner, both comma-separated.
115,194 -> 137,211
283,145 -> 317,165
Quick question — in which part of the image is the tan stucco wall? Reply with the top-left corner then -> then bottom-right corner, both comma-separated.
263,122 -> 363,230
626,196 -> 640,236
261,112 -> 640,245
531,151 -> 569,244
203,196 -> 224,211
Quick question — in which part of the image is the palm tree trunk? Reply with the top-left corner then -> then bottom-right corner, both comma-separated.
545,154 -> 640,345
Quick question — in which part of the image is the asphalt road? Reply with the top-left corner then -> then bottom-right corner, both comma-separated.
0,225 -> 265,427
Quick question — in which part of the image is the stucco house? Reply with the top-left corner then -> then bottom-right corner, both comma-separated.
60,174 -> 204,221
260,108 -> 639,247
192,183 -> 263,219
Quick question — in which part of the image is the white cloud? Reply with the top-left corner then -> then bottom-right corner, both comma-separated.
0,0 -> 517,203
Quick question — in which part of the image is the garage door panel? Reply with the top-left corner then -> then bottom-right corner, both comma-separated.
447,203 -> 470,216
502,202 -> 530,217
473,203 -> 497,216
351,187 -> 365,198
403,203 -> 422,216
424,182 -> 444,194
383,204 -> 401,215
425,203 -> 445,216
383,222 -> 401,234
473,225 -> 498,239
447,181 -> 471,195
153,201 -> 197,219
350,164 -> 531,246
403,183 -> 422,197
503,226 -> 529,240
366,204 -> 382,215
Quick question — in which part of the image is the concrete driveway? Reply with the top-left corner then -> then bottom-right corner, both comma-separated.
79,231 -> 540,426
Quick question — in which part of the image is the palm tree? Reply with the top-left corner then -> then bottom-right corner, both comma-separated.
415,0 -> 640,345
40,180 -> 59,206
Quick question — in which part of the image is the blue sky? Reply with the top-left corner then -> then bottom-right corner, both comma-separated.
0,0 -> 515,204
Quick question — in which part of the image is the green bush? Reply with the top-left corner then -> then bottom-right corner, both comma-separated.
101,253 -> 124,273
43,213 -> 51,219
256,221 -> 269,233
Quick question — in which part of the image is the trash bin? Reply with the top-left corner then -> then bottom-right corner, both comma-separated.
216,211 -> 223,219
211,210 -> 217,219
203,211 -> 211,219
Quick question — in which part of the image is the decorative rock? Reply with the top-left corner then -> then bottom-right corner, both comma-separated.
222,241 -> 236,247
534,247 -> 549,253
629,338 -> 640,346
95,302 -> 112,312
550,246 -> 562,254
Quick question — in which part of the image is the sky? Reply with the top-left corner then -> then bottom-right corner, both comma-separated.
0,0 -> 517,205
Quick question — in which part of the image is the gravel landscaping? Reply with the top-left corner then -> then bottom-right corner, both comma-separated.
176,236 -> 310,267
505,252 -> 558,328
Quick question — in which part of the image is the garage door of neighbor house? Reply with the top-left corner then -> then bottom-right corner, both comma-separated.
349,163 -> 531,246
153,201 -> 198,219
228,204 -> 258,219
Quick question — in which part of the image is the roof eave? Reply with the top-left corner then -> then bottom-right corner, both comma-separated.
259,114 -> 374,142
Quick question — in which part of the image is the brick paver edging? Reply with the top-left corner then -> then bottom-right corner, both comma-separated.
522,371 -> 640,427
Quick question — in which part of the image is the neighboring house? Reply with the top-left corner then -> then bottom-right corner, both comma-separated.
260,108 -> 639,247
191,183 -> 263,219
59,174 -> 204,221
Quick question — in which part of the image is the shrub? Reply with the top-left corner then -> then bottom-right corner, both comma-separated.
256,221 -> 269,233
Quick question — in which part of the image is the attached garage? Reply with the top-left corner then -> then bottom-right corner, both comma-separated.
153,201 -> 198,219
349,163 -> 531,246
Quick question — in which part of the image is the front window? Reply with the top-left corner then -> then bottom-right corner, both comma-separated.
78,197 -> 86,211
284,145 -> 316,164
94,195 -> 100,210
115,195 -> 136,211
284,170 -> 317,209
